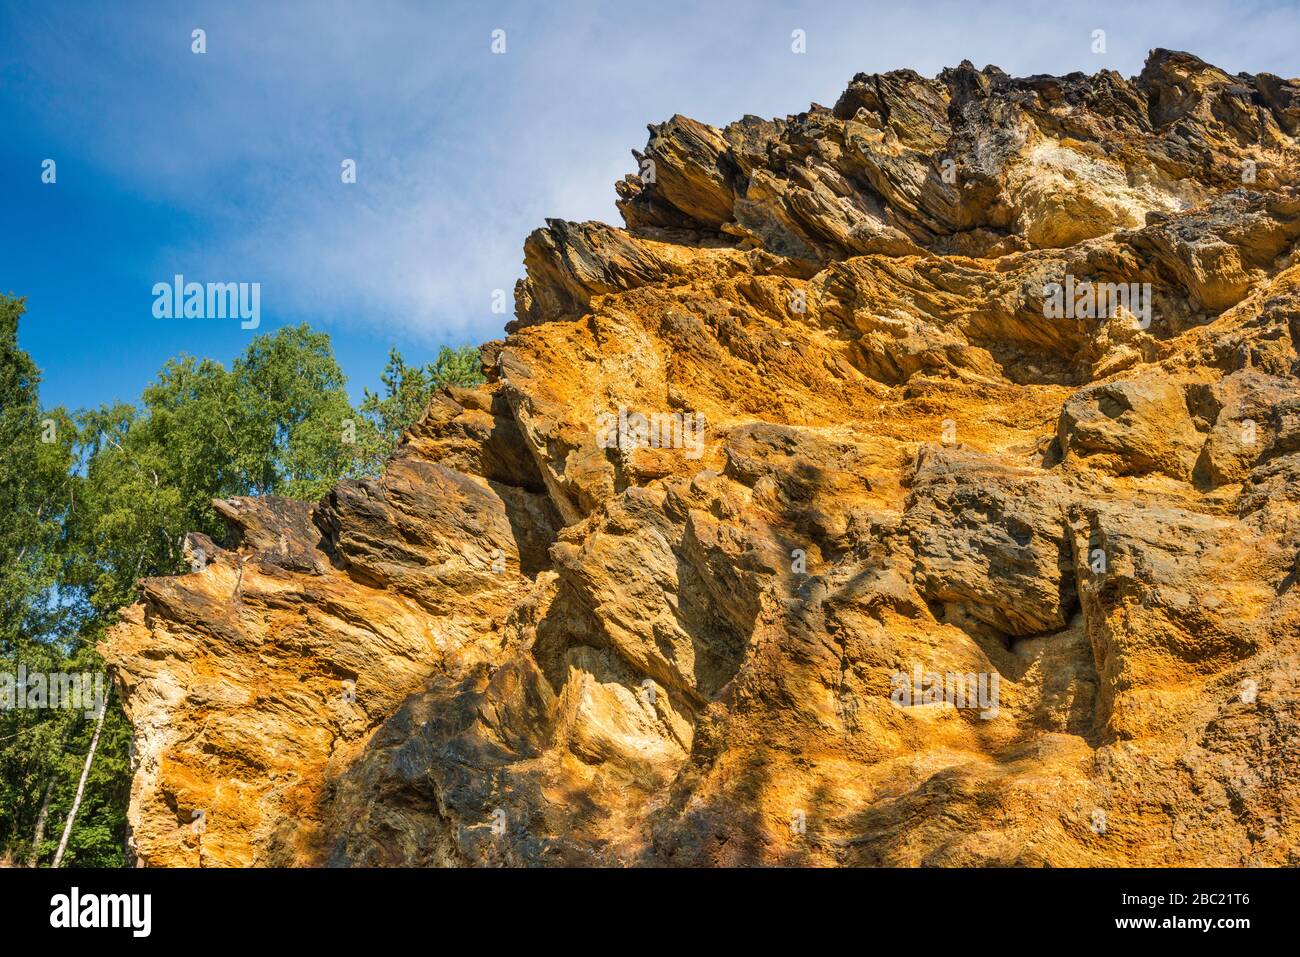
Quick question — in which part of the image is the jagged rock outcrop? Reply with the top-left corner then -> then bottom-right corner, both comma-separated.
103,50 -> 1300,867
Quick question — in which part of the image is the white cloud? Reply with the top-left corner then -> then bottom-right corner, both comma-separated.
11,0 -> 1300,345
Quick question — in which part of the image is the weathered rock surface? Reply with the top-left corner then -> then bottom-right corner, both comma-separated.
103,50 -> 1300,867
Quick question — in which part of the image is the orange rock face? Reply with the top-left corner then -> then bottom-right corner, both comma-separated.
103,50 -> 1300,866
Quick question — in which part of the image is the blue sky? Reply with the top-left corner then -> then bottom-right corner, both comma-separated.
4,0 -> 1299,411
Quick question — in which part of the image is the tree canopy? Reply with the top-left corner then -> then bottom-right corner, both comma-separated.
0,293 -> 482,865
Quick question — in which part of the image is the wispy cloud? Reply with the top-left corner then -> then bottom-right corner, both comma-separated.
5,0 -> 1299,347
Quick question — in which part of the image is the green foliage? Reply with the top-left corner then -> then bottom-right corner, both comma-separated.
0,296 -> 76,645
0,295 -> 483,866
227,325 -> 358,499
355,344 -> 484,472
0,294 -> 108,866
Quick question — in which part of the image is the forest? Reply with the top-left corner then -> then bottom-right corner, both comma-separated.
0,293 -> 482,866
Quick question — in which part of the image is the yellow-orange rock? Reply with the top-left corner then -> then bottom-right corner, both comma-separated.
104,49 -> 1300,867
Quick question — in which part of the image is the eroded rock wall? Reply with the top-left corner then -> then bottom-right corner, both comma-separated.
103,49 -> 1300,867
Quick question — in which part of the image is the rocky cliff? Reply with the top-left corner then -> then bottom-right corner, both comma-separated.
103,50 -> 1300,866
